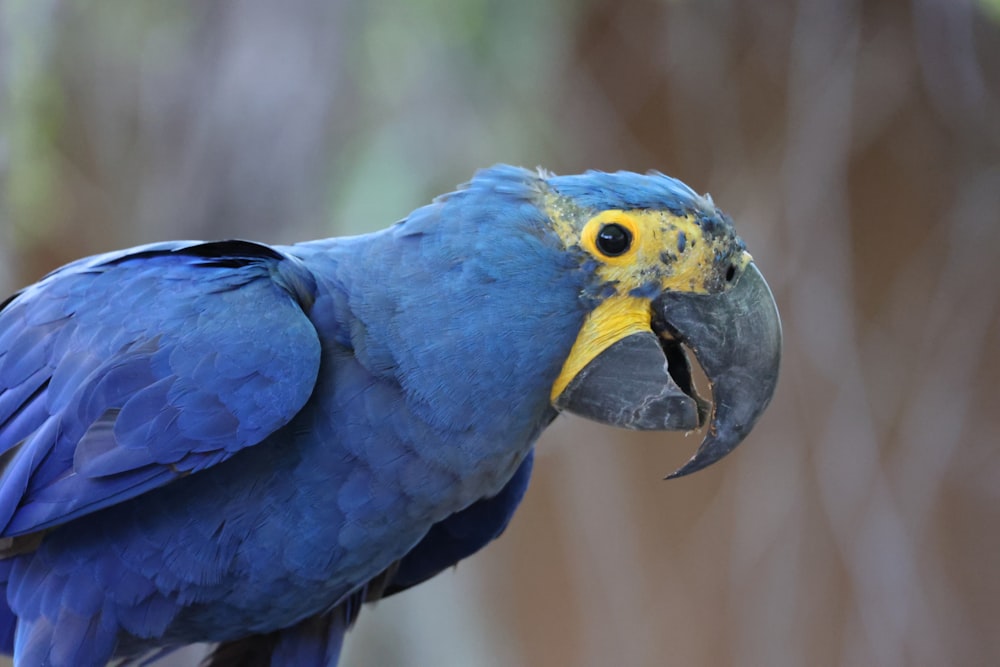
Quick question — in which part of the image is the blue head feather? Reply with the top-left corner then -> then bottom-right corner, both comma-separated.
546,169 -> 736,240
546,169 -> 703,213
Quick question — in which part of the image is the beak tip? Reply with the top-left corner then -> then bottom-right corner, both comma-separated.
664,451 -> 725,480
663,468 -> 690,481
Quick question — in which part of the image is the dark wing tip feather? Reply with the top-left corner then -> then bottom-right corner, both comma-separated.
98,240 -> 285,269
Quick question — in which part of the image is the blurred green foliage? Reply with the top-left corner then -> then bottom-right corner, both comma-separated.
332,0 -> 570,232
4,1 -> 64,247
980,0 -> 1000,22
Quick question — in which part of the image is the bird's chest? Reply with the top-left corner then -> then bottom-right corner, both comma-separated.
289,372 -> 543,577
185,374 -> 544,631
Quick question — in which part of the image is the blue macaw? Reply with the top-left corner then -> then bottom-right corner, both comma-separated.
0,166 -> 780,666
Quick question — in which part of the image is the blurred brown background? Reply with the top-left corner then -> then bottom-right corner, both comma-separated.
2,0 -> 999,665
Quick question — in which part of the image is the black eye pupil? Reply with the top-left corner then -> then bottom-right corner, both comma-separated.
596,223 -> 632,256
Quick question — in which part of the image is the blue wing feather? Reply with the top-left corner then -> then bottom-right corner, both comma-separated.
0,241 -> 322,537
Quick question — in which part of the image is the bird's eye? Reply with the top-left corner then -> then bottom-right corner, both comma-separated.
596,223 -> 632,257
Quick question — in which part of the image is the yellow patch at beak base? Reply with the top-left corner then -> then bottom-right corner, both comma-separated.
551,295 -> 652,402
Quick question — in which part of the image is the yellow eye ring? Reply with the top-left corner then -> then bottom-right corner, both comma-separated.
580,212 -> 641,265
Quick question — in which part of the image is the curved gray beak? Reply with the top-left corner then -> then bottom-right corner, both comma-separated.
654,263 -> 782,478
